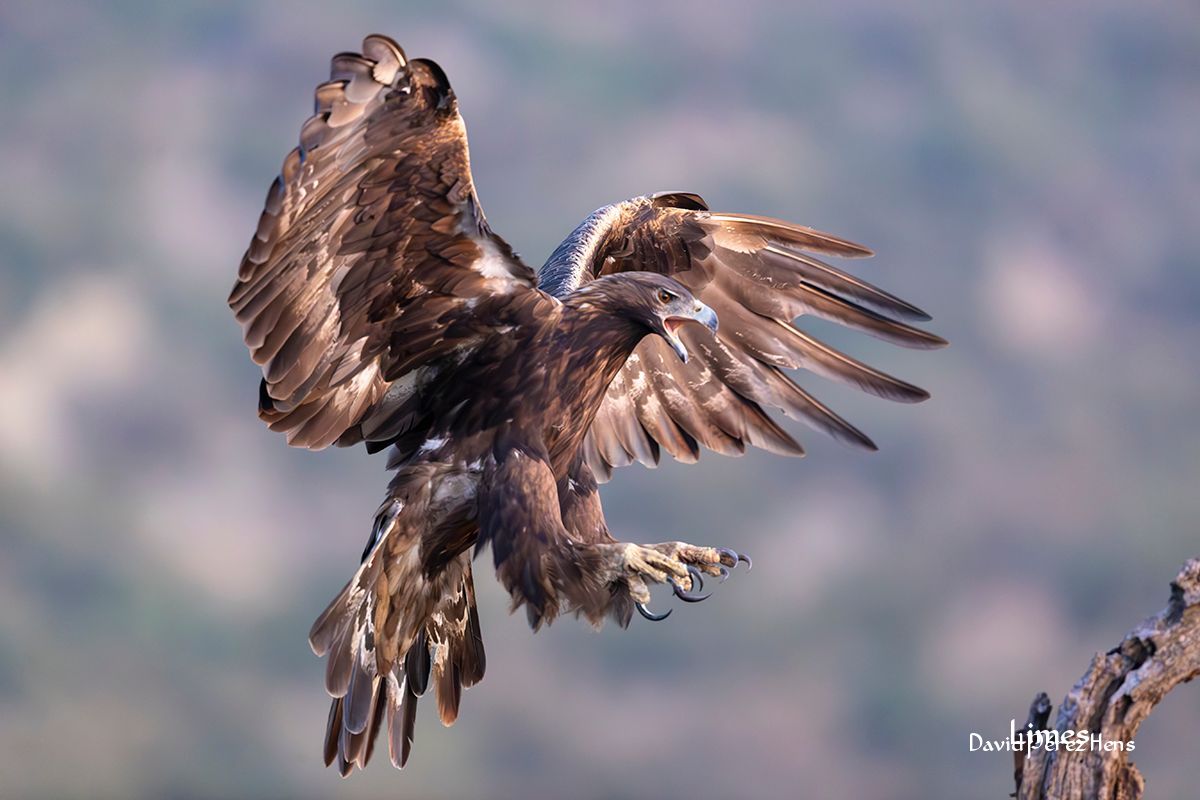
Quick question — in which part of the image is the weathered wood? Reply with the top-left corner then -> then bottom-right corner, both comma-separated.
1015,558 -> 1200,799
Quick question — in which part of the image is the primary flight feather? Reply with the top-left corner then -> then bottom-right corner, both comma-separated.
228,34 -> 945,775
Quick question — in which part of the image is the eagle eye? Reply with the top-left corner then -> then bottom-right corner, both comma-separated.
656,288 -> 675,305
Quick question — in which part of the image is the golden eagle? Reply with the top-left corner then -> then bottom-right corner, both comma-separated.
228,34 -> 945,775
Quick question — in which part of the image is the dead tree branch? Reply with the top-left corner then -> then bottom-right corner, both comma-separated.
1014,558 -> 1200,799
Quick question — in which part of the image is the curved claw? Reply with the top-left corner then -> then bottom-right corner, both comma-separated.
671,567 -> 711,603
737,552 -> 753,572
636,602 -> 672,622
688,565 -> 704,593
717,565 -> 730,583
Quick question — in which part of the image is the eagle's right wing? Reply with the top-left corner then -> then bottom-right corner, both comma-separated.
229,35 -> 536,450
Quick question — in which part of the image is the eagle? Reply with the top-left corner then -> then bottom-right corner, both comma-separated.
228,34 -> 945,776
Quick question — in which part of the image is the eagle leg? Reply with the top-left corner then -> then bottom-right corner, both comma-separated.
481,447 -> 753,627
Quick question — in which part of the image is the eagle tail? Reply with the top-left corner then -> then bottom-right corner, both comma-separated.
311,555 -> 485,776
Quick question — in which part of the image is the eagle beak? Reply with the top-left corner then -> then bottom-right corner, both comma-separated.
662,301 -> 719,364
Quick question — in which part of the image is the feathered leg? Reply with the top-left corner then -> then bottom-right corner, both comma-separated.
480,447 -> 748,629
558,457 -> 748,624
479,446 -> 607,628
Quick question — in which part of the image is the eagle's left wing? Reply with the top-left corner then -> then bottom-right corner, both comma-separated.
537,193 -> 946,480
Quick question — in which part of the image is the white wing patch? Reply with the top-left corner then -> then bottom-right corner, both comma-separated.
474,237 -> 527,291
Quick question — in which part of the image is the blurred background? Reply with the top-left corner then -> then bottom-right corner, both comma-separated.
2,1 -> 1198,798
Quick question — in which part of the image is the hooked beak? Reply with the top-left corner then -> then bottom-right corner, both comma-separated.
662,301 -> 719,363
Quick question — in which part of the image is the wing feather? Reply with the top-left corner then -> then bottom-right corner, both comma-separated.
540,194 -> 944,478
229,35 -> 536,450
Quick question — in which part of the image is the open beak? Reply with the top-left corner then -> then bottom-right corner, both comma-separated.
662,301 -> 719,363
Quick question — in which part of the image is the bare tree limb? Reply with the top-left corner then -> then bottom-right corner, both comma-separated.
1015,558 -> 1200,799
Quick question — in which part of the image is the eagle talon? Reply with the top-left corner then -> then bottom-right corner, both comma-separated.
670,567 -> 711,603
636,602 -> 672,622
737,552 -> 753,572
717,565 -> 730,583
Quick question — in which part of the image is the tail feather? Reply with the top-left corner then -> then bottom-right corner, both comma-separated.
361,692 -> 387,768
315,558 -> 486,776
434,662 -> 463,726
431,574 -> 486,725
339,684 -> 384,774
310,553 -> 385,697
405,630 -> 431,696
389,670 -> 420,769
323,627 -> 355,697
343,662 -> 377,735
463,600 -> 486,686
323,698 -> 342,767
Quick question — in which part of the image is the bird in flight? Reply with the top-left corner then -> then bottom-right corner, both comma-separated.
228,34 -> 945,776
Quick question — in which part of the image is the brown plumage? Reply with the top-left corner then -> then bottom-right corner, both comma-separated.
228,34 -> 946,775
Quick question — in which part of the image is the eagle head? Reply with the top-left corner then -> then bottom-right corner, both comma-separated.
602,273 -> 719,363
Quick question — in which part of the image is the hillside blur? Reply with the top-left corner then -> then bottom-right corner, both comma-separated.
1,2 -> 1198,798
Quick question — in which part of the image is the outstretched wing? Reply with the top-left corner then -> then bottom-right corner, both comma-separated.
229,35 -> 536,450
538,193 -> 946,480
